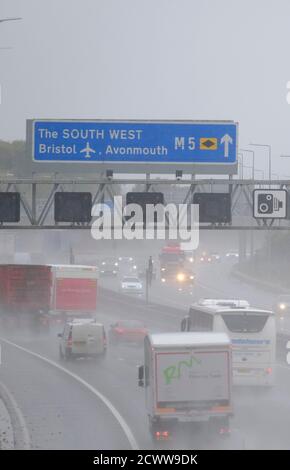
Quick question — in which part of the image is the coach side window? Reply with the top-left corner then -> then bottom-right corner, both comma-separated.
189,308 -> 213,331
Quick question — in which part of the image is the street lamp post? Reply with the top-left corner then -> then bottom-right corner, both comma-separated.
240,149 -> 255,179
238,152 -> 244,179
254,169 -> 265,188
250,143 -> 272,185
271,173 -> 279,180
280,156 -> 290,181
254,169 -> 265,179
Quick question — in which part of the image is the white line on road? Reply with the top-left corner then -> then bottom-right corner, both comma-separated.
195,280 -> 228,297
276,364 -> 290,371
0,380 -> 30,449
101,289 -> 184,317
0,337 -> 139,450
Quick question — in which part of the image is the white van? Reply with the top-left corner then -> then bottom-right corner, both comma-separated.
138,332 -> 233,441
58,319 -> 106,360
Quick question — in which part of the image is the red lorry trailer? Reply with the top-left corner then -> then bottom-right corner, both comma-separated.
0,264 -> 99,329
0,264 -> 52,328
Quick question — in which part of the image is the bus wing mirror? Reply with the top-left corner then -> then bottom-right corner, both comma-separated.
181,318 -> 188,331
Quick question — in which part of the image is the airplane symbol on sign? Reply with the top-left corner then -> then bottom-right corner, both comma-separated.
80,142 -> 96,158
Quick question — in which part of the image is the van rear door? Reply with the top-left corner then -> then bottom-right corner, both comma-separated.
155,348 -> 231,410
72,323 -> 104,355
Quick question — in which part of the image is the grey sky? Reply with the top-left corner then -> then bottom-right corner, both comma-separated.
1,0 -> 290,176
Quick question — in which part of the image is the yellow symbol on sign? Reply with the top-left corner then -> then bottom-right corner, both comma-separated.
200,138 -> 218,150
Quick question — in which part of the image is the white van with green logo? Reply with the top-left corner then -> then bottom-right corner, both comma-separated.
138,332 -> 232,441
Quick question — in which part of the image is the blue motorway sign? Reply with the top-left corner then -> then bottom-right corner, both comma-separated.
31,120 -> 238,165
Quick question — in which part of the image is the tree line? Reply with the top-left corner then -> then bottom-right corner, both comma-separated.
0,140 -> 25,172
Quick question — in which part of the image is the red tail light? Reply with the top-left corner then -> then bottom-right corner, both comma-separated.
219,427 -> 231,435
116,328 -> 124,334
155,430 -> 170,440
67,332 -> 72,347
265,367 -> 272,375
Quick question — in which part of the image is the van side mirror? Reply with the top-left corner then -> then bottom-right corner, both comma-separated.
138,365 -> 144,387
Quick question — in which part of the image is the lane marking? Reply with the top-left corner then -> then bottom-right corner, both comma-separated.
100,279 -> 228,315
0,337 -> 139,450
195,280 -> 228,297
101,289 -> 184,318
0,380 -> 31,450
277,363 -> 290,371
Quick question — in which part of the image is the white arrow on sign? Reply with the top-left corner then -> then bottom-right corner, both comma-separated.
220,134 -> 233,158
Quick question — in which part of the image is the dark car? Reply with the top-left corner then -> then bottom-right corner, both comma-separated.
198,251 -> 214,263
225,251 -> 239,261
209,252 -> 221,262
99,257 -> 119,276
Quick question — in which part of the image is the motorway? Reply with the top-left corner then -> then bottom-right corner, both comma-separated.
0,258 -> 290,449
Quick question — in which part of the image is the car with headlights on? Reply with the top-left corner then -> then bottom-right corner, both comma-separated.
120,276 -> 143,295
117,256 -> 138,275
273,295 -> 290,316
161,269 -> 195,290
274,295 -> 290,336
209,252 -> 221,262
99,257 -> 119,276
225,251 -> 239,260
199,251 -> 213,263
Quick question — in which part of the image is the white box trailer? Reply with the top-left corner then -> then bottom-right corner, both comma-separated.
138,332 -> 233,440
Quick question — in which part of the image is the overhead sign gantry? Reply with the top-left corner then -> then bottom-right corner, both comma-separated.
0,176 -> 289,229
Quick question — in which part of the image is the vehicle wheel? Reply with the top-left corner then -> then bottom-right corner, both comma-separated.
149,418 -> 158,441
94,348 -> 107,359
210,417 -> 230,437
64,349 -> 72,361
109,331 -> 118,346
59,346 -> 64,361
256,385 -> 274,394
